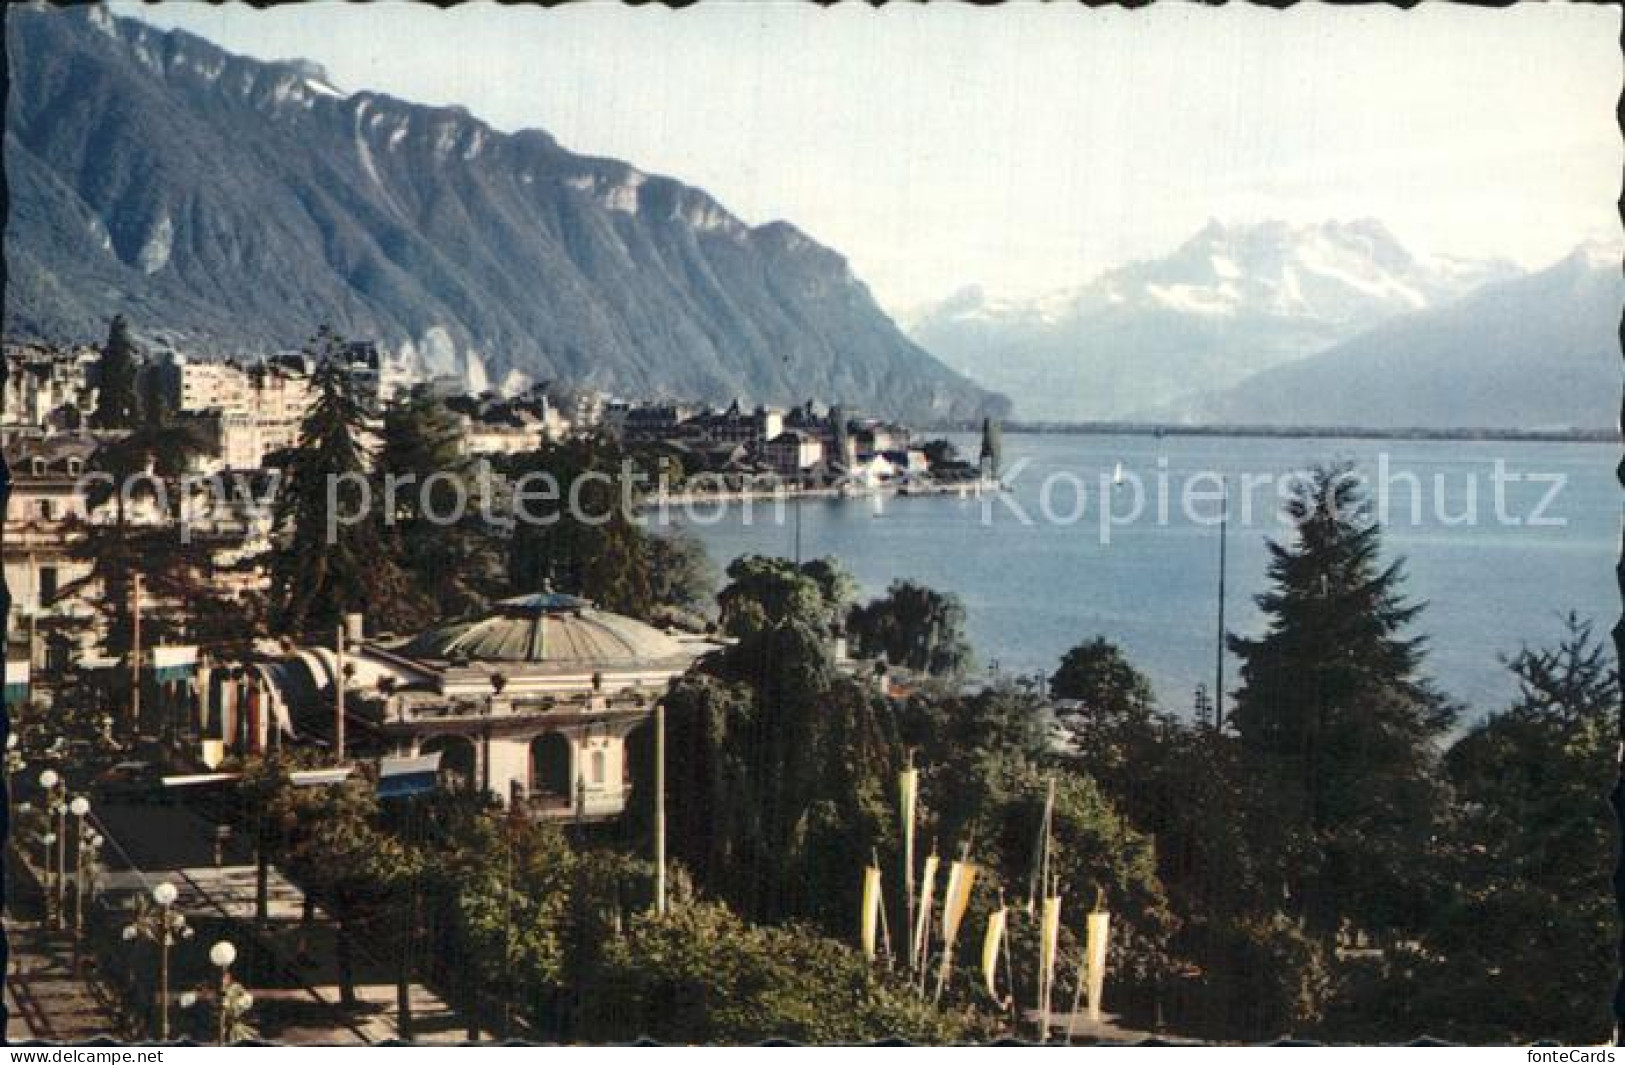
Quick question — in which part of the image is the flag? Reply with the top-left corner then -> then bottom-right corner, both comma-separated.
940,860 -> 978,949
934,860 -> 978,996
1038,894 -> 1062,1020
1084,910 -> 1110,1022
3,657 -> 30,708
149,645 -> 199,684
860,865 -> 883,960
981,905 -> 1008,1004
899,767 -> 919,842
378,752 -> 442,799
899,767 -> 918,900
912,853 -> 940,968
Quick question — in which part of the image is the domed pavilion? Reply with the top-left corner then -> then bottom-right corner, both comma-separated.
238,593 -> 715,820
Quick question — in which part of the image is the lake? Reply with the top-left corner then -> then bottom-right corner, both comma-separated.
651,433 -> 1618,719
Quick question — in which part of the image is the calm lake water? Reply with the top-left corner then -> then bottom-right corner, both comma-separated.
652,433 -> 1619,719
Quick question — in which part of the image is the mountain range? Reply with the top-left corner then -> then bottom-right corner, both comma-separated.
1188,244 -> 1623,431
3,5 -> 1004,423
909,220 -> 1618,431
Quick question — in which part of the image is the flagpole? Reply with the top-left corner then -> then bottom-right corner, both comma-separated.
334,620 -> 346,766
933,843 -> 975,1003
1064,940 -> 1088,1044
871,848 -> 893,966
1001,907 -> 1017,1028
793,493 -> 803,566
901,754 -> 917,974
655,701 -> 667,915
130,573 -> 142,739
913,844 -> 939,992
1034,778 -> 1058,1042
1215,476 -> 1228,729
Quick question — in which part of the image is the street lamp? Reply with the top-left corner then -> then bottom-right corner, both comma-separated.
123,881 -> 191,1041
39,769 -> 63,928
181,939 -> 255,1045
68,796 -> 94,967
210,941 -> 237,1046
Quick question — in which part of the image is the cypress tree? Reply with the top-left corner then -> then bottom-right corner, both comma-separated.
1228,463 -> 1455,942
829,405 -> 851,470
92,314 -> 143,429
979,417 -> 1003,478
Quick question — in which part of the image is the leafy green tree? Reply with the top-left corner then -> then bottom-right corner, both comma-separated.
277,779 -> 406,1008
374,387 -> 501,619
579,901 -> 976,1043
506,431 -> 654,617
91,314 -> 142,429
645,528 -> 718,626
1228,463 -> 1455,942
1389,615 -> 1616,1043
896,680 -> 1049,780
661,666 -> 899,930
660,555 -> 898,928
716,555 -> 852,640
921,438 -> 960,469
848,579 -> 973,677
1049,637 -> 1160,808
966,757 -> 1176,1011
266,328 -> 425,637
70,411 -> 233,733
399,791 -> 647,1039
1051,637 -> 1155,712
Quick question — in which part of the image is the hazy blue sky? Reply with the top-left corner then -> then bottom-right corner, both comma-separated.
117,1 -> 1621,314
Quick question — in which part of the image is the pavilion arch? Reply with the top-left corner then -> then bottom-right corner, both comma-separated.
622,718 -> 654,807
530,732 -> 573,803
421,734 -> 477,791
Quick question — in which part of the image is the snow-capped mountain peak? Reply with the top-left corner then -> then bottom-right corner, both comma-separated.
907,219 -> 1525,422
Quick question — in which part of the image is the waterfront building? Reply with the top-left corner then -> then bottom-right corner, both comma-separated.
762,427 -> 825,475
215,594 -> 715,821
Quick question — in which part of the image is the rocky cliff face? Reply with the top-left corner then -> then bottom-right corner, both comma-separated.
4,5 -> 1005,422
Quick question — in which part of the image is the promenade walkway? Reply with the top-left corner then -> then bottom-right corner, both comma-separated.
4,861 -> 125,1042
92,803 -> 469,1045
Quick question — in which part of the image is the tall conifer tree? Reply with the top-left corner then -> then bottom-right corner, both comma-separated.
1228,463 -> 1454,941
92,314 -> 143,429
267,327 -> 423,637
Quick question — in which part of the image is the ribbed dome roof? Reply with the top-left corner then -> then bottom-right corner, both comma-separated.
397,593 -> 691,668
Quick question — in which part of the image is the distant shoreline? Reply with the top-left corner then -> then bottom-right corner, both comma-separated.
640,477 -> 1003,510
978,421 -> 1621,445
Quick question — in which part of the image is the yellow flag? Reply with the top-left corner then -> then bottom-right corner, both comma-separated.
899,768 -> 919,843
912,853 -> 940,966
940,860 -> 978,950
1084,910 -> 1110,1021
933,860 -> 979,996
860,865 -> 883,959
981,906 -> 1008,1004
899,767 -> 918,918
1038,894 -> 1062,1017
